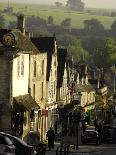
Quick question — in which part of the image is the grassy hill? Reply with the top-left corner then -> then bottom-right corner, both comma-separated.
0,3 -> 116,29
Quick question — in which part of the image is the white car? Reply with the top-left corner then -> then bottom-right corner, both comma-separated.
0,134 -> 15,155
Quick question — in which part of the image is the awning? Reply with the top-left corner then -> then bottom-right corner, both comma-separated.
13,94 -> 40,111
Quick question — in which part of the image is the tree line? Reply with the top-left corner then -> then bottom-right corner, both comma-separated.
0,10 -> 116,69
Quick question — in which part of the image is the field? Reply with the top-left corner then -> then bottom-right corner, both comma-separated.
0,2 -> 116,29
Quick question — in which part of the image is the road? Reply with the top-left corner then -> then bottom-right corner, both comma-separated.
46,144 -> 116,155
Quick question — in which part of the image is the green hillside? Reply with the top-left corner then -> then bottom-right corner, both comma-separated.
0,3 -> 116,29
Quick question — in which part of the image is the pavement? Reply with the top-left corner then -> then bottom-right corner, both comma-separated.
45,142 -> 102,155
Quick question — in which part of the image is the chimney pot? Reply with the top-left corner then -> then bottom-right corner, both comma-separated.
17,14 -> 25,35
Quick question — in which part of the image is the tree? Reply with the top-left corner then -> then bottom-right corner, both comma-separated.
56,34 -> 89,61
111,20 -> 116,35
8,21 -> 16,29
61,18 -> 71,28
47,16 -> 54,25
83,19 -> 104,35
82,37 -> 116,68
55,2 -> 62,7
66,0 -> 85,11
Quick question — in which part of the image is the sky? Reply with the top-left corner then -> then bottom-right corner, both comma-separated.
0,0 -> 116,9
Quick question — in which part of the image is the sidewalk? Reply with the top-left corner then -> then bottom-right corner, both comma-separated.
46,142 -> 102,155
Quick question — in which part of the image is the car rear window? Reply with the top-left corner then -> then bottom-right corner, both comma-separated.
86,131 -> 96,136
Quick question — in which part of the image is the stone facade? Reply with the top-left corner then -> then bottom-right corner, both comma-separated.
29,53 -> 47,140
0,56 -> 12,132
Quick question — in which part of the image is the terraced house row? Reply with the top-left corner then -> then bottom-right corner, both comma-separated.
0,15 -> 115,142
0,15 -> 72,141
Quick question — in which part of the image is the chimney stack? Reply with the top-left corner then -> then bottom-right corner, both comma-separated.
17,15 -> 25,35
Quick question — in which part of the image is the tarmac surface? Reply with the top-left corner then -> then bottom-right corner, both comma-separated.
45,142 -> 102,155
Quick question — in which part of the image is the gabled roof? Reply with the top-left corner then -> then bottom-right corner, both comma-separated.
31,37 -> 56,81
31,37 -> 56,53
13,31 -> 39,53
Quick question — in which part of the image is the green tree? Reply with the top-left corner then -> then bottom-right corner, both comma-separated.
57,34 -> 89,61
68,45 -> 89,61
66,0 -> 85,11
82,37 -> 116,67
0,14 -> 5,28
84,19 -> 104,35
47,16 -> 54,25
61,18 -> 71,28
111,20 -> 116,35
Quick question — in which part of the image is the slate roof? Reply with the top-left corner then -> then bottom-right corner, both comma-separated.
31,37 -> 56,81
57,48 -> 67,88
31,37 -> 56,53
13,31 -> 39,53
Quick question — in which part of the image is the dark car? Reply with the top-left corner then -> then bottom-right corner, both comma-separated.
0,134 -> 15,155
103,125 -> 116,143
81,128 -> 100,145
23,131 -> 46,155
0,132 -> 36,155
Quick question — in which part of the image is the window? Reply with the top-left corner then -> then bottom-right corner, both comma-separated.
42,60 -> 44,75
34,61 -> 36,77
17,57 -> 20,77
33,84 -> 35,100
21,55 -> 24,76
54,60 -> 56,67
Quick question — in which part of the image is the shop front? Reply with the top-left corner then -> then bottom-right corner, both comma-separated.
12,94 -> 40,139
46,103 -> 59,134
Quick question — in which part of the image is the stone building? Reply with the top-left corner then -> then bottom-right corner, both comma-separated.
31,36 -> 57,140
0,28 -> 40,138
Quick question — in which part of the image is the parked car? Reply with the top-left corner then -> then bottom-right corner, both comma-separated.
0,132 -> 36,155
23,131 -> 46,155
0,134 -> 15,155
103,125 -> 116,143
81,128 -> 100,145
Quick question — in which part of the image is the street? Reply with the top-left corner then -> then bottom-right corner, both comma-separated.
46,143 -> 116,155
